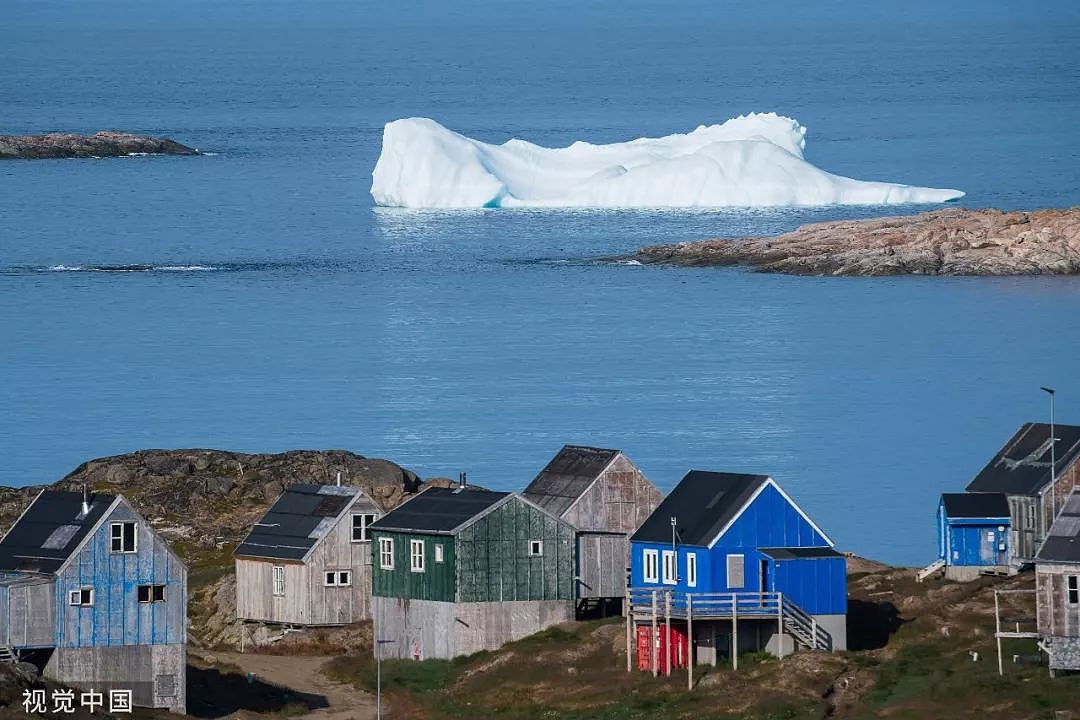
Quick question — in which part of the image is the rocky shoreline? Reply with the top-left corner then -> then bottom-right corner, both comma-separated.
0,130 -> 199,159
626,207 -> 1080,276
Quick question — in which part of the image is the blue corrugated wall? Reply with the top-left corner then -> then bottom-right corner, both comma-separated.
54,500 -> 186,648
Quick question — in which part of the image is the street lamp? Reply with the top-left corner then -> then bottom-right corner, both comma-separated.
1041,387 -> 1057,520
375,639 -> 396,720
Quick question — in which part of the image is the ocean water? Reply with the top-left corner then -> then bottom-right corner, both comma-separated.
2,0 -> 1079,564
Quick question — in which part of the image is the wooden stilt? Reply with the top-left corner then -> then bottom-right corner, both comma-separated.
732,593 -> 739,670
777,591 -> 785,659
687,594 -> 694,691
651,590 -> 658,678
995,590 -> 1003,676
665,591 -> 672,678
625,588 -> 633,673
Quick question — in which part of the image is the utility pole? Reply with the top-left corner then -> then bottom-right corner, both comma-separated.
1042,387 -> 1057,522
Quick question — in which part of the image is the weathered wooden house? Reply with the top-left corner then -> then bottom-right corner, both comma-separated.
628,471 -> 846,673
966,422 -> 1080,563
234,482 -> 382,629
1035,489 -> 1080,672
523,445 -> 661,612
0,490 -> 187,713
936,493 -> 1012,581
370,486 -> 576,660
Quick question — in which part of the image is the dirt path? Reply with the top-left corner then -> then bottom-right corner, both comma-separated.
210,652 -> 376,720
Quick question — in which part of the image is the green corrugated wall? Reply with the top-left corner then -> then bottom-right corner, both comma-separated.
370,531 -> 456,602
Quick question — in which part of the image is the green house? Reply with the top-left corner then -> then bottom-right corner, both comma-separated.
370,486 -> 576,659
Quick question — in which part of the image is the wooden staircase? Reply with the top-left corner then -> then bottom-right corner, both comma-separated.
916,558 -> 946,582
0,647 -> 18,664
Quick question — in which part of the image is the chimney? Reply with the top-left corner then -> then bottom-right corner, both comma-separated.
336,471 -> 342,487
459,471 -> 467,488
81,484 -> 90,516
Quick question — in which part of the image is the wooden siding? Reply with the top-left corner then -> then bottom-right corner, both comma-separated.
370,532 -> 456,602
235,492 -> 381,625
456,497 -> 574,603
55,500 -> 187,649
0,578 -> 55,648
576,533 -> 627,599
1036,563 -> 1080,638
561,453 -> 662,534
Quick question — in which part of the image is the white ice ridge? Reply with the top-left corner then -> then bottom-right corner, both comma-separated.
370,114 -> 964,209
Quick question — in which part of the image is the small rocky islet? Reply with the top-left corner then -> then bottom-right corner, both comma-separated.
0,130 -> 198,159
626,207 -> 1080,276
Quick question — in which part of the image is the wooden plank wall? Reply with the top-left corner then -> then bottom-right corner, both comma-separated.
370,531 -> 456,602
235,558 -> 308,624
563,454 -> 662,534
7,580 -> 56,647
1037,563 -> 1080,638
577,533 -> 626,599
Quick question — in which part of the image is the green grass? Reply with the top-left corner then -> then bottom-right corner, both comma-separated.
325,654 -> 476,695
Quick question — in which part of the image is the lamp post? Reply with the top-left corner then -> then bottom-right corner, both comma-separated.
376,639 -> 396,720
1041,387 -> 1057,523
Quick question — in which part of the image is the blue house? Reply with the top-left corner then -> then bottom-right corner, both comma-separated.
628,471 -> 846,668
0,490 -> 187,713
937,492 -> 1011,581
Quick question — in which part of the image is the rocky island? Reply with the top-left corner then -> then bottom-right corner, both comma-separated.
627,207 -> 1080,276
0,130 -> 198,159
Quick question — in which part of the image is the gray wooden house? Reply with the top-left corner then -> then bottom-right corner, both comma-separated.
523,445 -> 661,613
370,486 -> 576,660
234,483 -> 382,629
1035,489 -> 1080,672
965,422 -> 1080,563
0,490 -> 187,713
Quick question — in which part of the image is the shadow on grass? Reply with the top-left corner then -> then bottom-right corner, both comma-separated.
847,599 -> 904,651
185,664 -> 328,718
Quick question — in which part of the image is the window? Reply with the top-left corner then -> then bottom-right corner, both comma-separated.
352,513 -> 377,543
986,531 -> 995,542
434,544 -> 444,563
529,540 -> 544,557
69,587 -> 94,606
1068,576 -> 1079,605
686,553 -> 697,588
661,550 -> 677,584
110,522 -> 136,553
727,554 -> 745,589
272,565 -> 285,596
643,549 -> 659,583
410,539 -> 425,573
138,584 -> 166,603
325,571 -> 351,587
379,537 -> 394,570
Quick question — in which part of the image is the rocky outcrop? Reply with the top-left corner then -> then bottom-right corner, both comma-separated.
628,207 -> 1080,276
0,131 -> 198,159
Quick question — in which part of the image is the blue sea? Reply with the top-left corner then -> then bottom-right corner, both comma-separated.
2,0 -> 1079,564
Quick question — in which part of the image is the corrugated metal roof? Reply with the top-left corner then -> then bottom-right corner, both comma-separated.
234,483 -> 361,561
630,471 -> 768,547
369,487 -> 509,534
522,445 -> 619,517
0,490 -> 116,574
1036,490 -> 1080,564
940,492 -> 1011,519
966,423 -> 1080,496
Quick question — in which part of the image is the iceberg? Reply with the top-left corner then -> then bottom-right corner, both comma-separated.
370,114 -> 964,209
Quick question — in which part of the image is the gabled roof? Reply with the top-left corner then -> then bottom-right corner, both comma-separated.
631,471 -> 769,547
0,490 -> 118,575
966,423 -> 1080,496
234,483 -> 364,561
369,487 -> 510,534
940,492 -> 1011,519
522,445 -> 620,518
1036,491 -> 1080,564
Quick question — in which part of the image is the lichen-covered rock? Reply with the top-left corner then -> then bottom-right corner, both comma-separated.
0,130 -> 199,159
630,207 -> 1080,276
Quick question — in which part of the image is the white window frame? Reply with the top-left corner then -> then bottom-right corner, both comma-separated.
272,565 -> 285,596
110,522 -> 137,554
686,552 -> 697,588
410,539 -> 425,573
379,537 -> 394,570
69,587 -> 94,606
643,549 -> 659,583
528,540 -> 544,557
434,544 -> 444,563
661,550 -> 677,585
1068,575 -> 1079,605
726,553 -> 745,589
352,513 -> 377,543
324,570 -> 352,587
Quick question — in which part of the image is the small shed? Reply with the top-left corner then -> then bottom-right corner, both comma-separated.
937,493 -> 1011,581
966,422 -> 1080,562
235,483 -> 382,628
1035,490 -> 1080,672
523,445 -> 661,612
0,490 -> 187,713
370,486 -> 576,660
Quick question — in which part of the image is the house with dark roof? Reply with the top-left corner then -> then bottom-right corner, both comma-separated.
0,490 -> 187,713
369,486 -> 576,660
1035,490 -> 1080,672
523,445 -> 661,612
965,422 -> 1080,562
627,471 -> 846,672
234,483 -> 382,631
936,493 -> 1012,581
